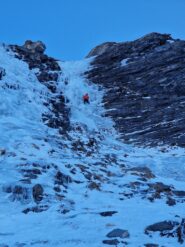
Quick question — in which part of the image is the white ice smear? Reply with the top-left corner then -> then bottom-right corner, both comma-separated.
58,59 -> 114,132
121,58 -> 129,66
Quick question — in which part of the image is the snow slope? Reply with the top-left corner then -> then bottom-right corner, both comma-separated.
0,45 -> 185,246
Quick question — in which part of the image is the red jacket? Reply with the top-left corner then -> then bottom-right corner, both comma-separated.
83,94 -> 89,100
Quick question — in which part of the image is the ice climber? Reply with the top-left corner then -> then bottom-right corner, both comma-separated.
83,93 -> 90,104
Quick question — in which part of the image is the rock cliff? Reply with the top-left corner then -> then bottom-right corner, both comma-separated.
86,33 -> 185,147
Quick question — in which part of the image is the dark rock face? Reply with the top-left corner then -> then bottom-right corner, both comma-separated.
86,32 -> 185,147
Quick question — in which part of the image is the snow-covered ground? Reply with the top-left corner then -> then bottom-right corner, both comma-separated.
0,45 -> 185,246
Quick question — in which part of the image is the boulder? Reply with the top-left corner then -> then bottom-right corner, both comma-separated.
106,229 -> 130,239
100,211 -> 118,217
102,239 -> 120,245
149,182 -> 172,193
23,40 -> 46,54
32,184 -> 44,202
145,221 -> 177,233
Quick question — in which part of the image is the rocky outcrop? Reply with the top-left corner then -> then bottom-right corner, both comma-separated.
103,229 -> 129,246
55,171 -> 72,188
10,40 -> 60,85
106,229 -> 130,238
9,41 -> 70,133
42,94 -> 70,132
23,40 -> 46,53
145,220 -> 176,233
3,185 -> 29,202
86,32 -> 185,147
